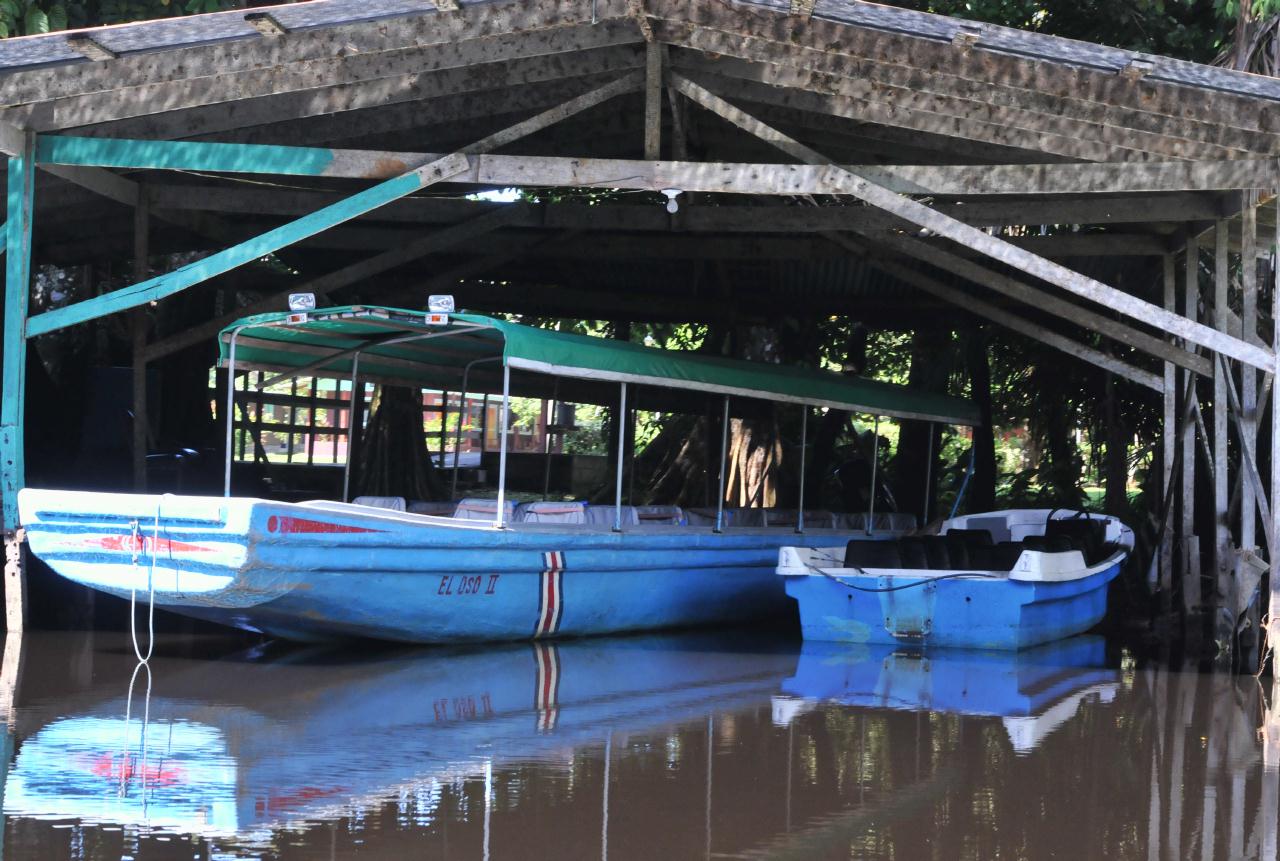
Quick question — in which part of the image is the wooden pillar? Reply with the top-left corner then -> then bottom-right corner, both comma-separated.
1242,198 -> 1259,555
1161,254 -> 1177,611
1213,221 -> 1231,619
1270,196 -> 1280,660
131,188 -> 150,490
1183,236 -> 1202,614
2,132 -> 35,633
643,42 -> 662,161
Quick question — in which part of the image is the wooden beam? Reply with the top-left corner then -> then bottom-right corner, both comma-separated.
144,204 -> 529,362
831,234 -> 1162,390
459,71 -> 642,154
669,72 -> 831,165
26,153 -> 471,337
86,44 -> 645,141
1242,195 -> 1259,552
65,33 -> 119,62
1214,219 -> 1231,599
135,183 -> 1227,230
873,232 -> 1212,376
42,134 -> 1277,196
644,42 -> 663,160
243,12 -> 289,37
647,0 -> 1280,144
662,28 -> 1269,161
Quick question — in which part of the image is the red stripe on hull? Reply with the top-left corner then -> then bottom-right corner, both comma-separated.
266,515 -> 383,535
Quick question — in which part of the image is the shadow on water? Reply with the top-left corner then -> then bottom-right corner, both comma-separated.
0,630 -> 1276,859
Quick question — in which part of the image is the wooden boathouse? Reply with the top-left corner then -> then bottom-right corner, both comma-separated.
0,0 -> 1277,651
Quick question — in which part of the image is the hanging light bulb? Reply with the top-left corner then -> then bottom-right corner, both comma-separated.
661,188 -> 682,214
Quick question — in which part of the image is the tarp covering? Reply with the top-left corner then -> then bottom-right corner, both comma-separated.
218,305 -> 981,426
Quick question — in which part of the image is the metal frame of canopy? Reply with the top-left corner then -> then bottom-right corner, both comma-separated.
217,305 -> 981,532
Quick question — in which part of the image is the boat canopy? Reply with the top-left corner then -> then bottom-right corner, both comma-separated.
218,305 -> 981,426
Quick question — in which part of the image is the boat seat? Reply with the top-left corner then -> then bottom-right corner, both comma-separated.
946,527 -> 994,547
453,497 -> 518,522
585,505 -> 640,528
407,500 -> 456,517
1024,535 -> 1075,553
992,542 -> 1027,571
635,505 -> 685,526
897,537 -> 931,570
1046,517 -> 1106,564
352,496 -> 406,512
728,508 -> 767,527
515,501 -> 588,524
844,540 -> 903,569
920,535 -> 952,569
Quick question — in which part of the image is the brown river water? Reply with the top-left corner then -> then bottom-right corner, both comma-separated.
0,629 -> 1276,860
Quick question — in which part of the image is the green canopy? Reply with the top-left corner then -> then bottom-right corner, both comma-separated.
218,305 -> 981,426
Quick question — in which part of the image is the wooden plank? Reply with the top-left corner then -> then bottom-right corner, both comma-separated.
832,234 -> 1162,390
144,204 -> 529,362
25,153 -> 471,337
83,44 -> 645,141
644,42 -> 663,160
38,134 -> 1280,196
663,27 -> 1271,160
878,232 -> 1212,377
0,0 -> 634,107
648,0 -> 1280,141
822,164 -> 1273,371
459,71 -> 642,154
669,73 -> 831,164
137,182 -> 1228,230
3,17 -> 643,132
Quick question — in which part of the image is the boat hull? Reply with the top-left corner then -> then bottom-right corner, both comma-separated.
19,488 -> 885,643
781,561 -> 1122,650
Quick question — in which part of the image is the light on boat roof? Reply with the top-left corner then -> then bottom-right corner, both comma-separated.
428,295 -> 456,313
287,293 -> 316,311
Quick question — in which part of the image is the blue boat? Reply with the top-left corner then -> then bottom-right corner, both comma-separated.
17,303 -> 979,643
772,636 -> 1118,754
777,509 -> 1134,650
4,633 -> 798,840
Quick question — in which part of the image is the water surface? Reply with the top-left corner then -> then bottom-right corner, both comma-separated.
0,630 -> 1276,860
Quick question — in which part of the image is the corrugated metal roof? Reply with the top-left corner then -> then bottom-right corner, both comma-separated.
1,0 -> 1278,105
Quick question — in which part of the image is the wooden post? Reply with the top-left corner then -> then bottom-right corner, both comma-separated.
2,531 -> 24,634
1161,253 -> 1177,612
1270,195 -> 1280,661
1183,236 -> 1202,615
1213,221 -> 1231,624
131,188 -> 149,490
644,41 -> 662,160
2,131 -> 35,634
1242,195 -> 1259,555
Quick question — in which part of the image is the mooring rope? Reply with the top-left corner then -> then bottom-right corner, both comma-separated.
128,498 -> 161,664
118,659 -> 152,802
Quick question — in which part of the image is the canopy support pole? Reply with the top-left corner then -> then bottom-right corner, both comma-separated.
715,397 -> 730,533
221,327 -> 248,498
449,355 -> 502,502
543,378 -> 560,501
342,355 -> 362,503
796,407 -> 808,534
496,364 -> 511,529
614,383 -> 627,532
923,423 -> 935,525
867,416 -> 881,536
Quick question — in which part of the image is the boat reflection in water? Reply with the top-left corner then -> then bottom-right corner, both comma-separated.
4,632 -> 799,846
4,629 -> 1280,859
773,637 -> 1119,755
